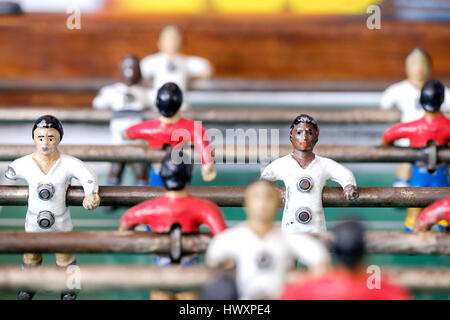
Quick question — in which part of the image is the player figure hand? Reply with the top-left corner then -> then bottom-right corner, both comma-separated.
343,185 -> 359,201
83,193 -> 101,210
201,162 -> 217,181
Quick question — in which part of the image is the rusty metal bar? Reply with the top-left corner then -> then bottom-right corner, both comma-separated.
0,265 -> 447,291
0,231 -> 448,255
0,107 -> 405,124
0,186 -> 448,207
0,78 -> 393,92
1,144 -> 449,163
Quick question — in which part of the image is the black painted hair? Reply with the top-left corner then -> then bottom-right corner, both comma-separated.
156,82 -> 183,117
333,219 -> 366,269
160,151 -> 193,190
289,114 -> 319,142
420,79 -> 445,112
32,115 -> 64,141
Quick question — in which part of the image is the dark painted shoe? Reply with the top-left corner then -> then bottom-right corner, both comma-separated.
18,290 -> 35,300
61,291 -> 78,300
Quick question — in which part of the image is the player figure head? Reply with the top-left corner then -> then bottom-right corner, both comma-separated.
32,115 -> 64,155
160,152 -> 193,191
290,114 -> 319,152
333,219 -> 366,270
244,180 -> 281,225
405,48 -> 432,88
156,82 -> 183,117
120,54 -> 141,86
158,25 -> 183,56
420,79 -> 445,113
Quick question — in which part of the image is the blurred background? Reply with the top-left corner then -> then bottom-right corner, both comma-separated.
0,0 -> 449,300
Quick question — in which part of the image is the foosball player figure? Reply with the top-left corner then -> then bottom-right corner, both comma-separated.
206,180 -> 330,300
381,79 -> 450,232
415,197 -> 450,232
125,82 -> 216,186
281,220 -> 411,300
93,54 -> 150,188
140,24 -> 213,111
5,115 -> 100,300
261,114 -> 359,234
119,152 -> 226,300
380,48 -> 450,187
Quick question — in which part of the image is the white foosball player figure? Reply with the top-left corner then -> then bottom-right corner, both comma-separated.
261,114 -> 359,234
5,115 -> 100,300
93,54 -> 150,187
140,25 -> 213,111
206,180 -> 330,300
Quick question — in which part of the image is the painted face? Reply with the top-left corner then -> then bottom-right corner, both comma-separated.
120,57 -> 141,85
406,52 -> 431,83
158,27 -> 182,55
244,182 -> 280,223
291,122 -> 318,151
33,128 -> 60,155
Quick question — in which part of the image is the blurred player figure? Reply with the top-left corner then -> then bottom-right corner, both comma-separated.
380,48 -> 450,187
281,220 -> 411,300
415,197 -> 450,232
382,79 -> 450,232
93,54 -> 149,188
206,180 -> 330,300
141,25 -> 213,111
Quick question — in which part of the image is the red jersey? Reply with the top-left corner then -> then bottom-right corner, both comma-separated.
281,269 -> 411,300
126,118 -> 213,164
417,197 -> 450,230
120,194 -> 226,235
383,114 -> 450,148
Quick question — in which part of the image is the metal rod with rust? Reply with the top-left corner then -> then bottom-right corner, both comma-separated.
0,265 -> 447,291
0,186 -> 448,207
0,107 -> 413,124
0,231 -> 448,255
1,144 -> 450,163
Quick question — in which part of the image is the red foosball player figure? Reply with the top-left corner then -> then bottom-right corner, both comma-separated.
381,79 -> 450,232
415,197 -> 450,232
125,82 -> 216,186
281,220 -> 411,300
119,152 -> 226,300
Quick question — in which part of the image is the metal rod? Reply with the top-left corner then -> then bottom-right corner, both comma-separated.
0,107 -> 406,124
0,78 -> 393,93
0,265 -> 447,291
0,231 -> 448,255
0,186 -> 448,207
1,144 -> 449,163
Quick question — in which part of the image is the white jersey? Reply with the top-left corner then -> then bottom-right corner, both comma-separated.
261,154 -> 356,233
140,52 -> 212,111
206,222 -> 330,300
93,82 -> 150,145
380,80 -> 450,146
5,154 -> 99,232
